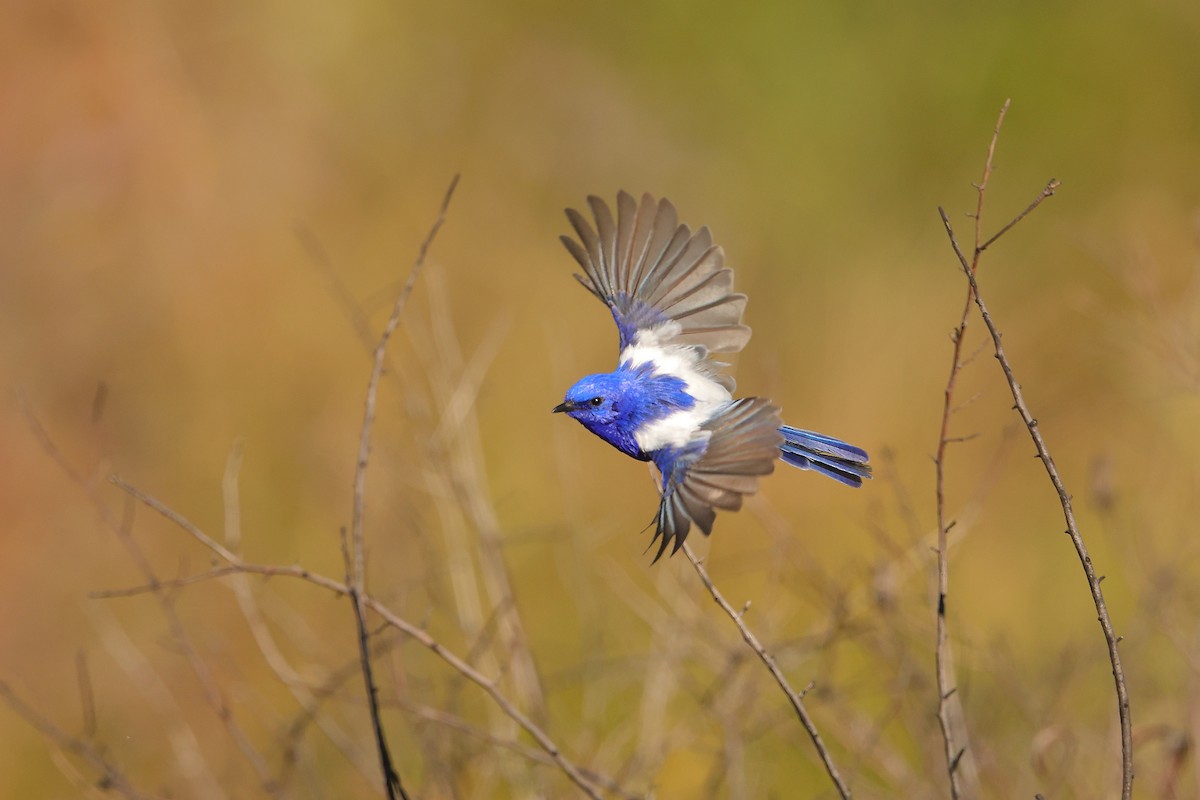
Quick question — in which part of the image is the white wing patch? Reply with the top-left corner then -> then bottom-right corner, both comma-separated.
623,323 -> 733,453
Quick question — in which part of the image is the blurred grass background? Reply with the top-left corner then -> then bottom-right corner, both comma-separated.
2,0 -> 1200,797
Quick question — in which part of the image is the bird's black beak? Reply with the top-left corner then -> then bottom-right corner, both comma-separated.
553,400 -> 575,414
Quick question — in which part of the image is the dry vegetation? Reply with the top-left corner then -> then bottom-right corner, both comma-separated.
5,105 -> 1193,799
5,4 -> 1200,798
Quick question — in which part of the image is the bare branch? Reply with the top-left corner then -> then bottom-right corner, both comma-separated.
347,176 -> 459,799
358,594 -> 606,799
978,179 -> 1061,253
350,568 -> 406,800
108,474 -> 240,565
91,565 -> 316,599
352,173 -> 460,593
938,175 -> 1134,798
930,99 -> 1017,800
108,477 -> 609,800
391,699 -> 643,800
680,543 -> 852,800
972,98 -> 1010,251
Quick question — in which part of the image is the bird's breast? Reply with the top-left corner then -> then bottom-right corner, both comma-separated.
634,404 -> 722,453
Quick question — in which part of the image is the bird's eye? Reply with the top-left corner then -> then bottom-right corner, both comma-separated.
589,397 -> 603,407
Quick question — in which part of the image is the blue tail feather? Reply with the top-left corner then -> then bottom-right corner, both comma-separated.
779,426 -> 871,488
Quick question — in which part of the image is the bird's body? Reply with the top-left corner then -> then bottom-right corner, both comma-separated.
554,192 -> 870,561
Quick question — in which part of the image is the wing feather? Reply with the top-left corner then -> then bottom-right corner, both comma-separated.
562,192 -> 753,358
648,398 -> 783,562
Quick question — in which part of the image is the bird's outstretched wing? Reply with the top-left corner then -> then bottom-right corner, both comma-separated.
561,192 -> 752,363
650,398 -> 783,562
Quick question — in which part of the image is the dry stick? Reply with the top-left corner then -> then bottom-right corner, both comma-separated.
936,194 -> 1133,799
275,625 -> 399,789
932,99 -> 1017,800
107,477 -> 611,800
390,700 -> 643,800
358,595 -> 604,800
349,566 -> 405,800
353,174 -> 461,590
278,628 -> 632,799
349,175 -> 460,800
680,542 -> 852,800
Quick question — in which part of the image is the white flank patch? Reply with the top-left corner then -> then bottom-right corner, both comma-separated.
622,323 -> 732,453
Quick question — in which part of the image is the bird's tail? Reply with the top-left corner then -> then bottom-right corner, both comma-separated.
779,426 -> 872,488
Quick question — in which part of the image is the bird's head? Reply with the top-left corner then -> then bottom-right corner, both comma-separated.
553,372 -> 645,457
554,373 -> 623,425
555,364 -> 695,459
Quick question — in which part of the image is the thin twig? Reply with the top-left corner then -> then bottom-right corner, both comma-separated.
274,625 -> 397,789
937,189 -> 1133,798
91,566 -> 269,598
391,699 -> 643,800
351,580 -> 406,800
359,594 -> 603,800
931,99 -> 1015,800
352,174 -> 460,593
680,542 -> 851,800
348,174 -> 459,800
978,180 -> 1061,254
108,477 -> 609,800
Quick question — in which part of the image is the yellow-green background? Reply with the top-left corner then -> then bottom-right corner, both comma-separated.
3,1 -> 1199,797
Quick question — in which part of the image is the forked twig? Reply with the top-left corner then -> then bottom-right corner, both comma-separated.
107,476 -> 613,800
349,174 -> 459,800
931,99 -> 1017,799
681,542 -> 851,800
390,699 -> 643,800
352,174 -> 460,591
936,115 -> 1133,796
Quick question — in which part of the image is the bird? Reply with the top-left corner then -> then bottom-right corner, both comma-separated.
553,192 -> 871,562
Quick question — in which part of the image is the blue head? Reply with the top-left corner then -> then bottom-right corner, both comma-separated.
554,364 -> 695,460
